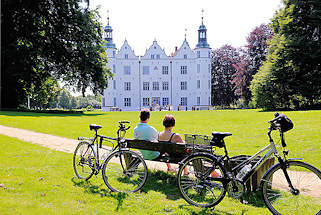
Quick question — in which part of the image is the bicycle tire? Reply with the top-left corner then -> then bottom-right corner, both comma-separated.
261,160 -> 321,215
73,141 -> 95,180
102,150 -> 148,193
177,154 -> 226,208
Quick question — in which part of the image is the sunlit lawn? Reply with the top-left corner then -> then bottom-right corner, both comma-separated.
0,109 -> 320,169
0,135 -> 276,215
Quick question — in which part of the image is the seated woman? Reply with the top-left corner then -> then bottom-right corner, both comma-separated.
159,115 -> 220,177
158,115 -> 187,173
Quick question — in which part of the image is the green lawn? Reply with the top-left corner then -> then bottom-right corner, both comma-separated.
0,109 -> 320,169
0,135 -> 276,215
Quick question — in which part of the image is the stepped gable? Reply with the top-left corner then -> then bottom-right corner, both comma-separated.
171,39 -> 195,59
116,39 -> 138,59
141,39 -> 169,60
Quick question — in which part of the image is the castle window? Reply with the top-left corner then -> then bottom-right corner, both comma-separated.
162,66 -> 168,75
143,82 -> 149,91
180,66 -> 187,74
113,97 -> 116,107
162,82 -> 169,91
197,97 -> 200,105
180,97 -> 187,106
162,97 -> 169,106
113,80 -> 116,89
124,82 -> 131,91
197,80 -> 200,89
184,54 -> 187,59
151,54 -> 154,59
143,98 -> 150,106
124,98 -> 131,107
124,66 -> 131,75
197,64 -> 200,73
113,64 -> 116,73
197,51 -> 200,58
181,81 -> 187,90
156,54 -> 160,59
125,54 -> 128,59
153,82 -> 159,91
143,66 -> 149,75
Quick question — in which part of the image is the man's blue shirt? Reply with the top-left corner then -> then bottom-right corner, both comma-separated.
133,123 -> 160,160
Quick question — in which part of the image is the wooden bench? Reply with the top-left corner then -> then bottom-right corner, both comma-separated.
123,139 -> 212,163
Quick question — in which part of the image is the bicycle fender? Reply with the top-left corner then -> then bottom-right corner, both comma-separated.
178,152 -> 218,167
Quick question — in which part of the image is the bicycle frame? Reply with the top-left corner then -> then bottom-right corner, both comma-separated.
207,127 -> 291,186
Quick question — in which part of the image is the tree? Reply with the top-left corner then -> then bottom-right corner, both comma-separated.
29,77 -> 60,109
211,45 -> 241,107
251,0 -> 321,109
232,24 -> 273,105
1,0 -> 111,109
58,89 -> 71,109
232,58 -> 250,103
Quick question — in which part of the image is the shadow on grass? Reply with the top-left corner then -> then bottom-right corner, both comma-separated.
0,111 -> 104,117
140,170 -> 181,200
178,205 -> 240,215
71,177 -> 128,211
241,191 -> 266,207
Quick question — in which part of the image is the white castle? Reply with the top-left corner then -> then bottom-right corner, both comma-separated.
101,15 -> 211,111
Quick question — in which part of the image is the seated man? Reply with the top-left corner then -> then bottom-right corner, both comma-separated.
133,108 -> 160,160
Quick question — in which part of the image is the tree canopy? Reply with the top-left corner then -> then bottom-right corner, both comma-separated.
1,0 -> 111,109
232,24 -> 273,105
251,0 -> 321,110
211,45 -> 241,107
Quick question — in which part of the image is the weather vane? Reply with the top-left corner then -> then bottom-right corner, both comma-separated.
185,28 -> 187,40
201,9 -> 204,24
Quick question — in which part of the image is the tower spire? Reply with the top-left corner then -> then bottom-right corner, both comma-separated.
196,9 -> 210,49
107,10 -> 110,25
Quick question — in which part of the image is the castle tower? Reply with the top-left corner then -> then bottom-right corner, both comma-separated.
104,10 -> 116,50
194,10 -> 211,108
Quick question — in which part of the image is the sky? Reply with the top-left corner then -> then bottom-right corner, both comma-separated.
89,0 -> 282,56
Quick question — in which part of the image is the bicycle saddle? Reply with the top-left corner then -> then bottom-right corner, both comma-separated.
89,124 -> 102,131
212,132 -> 232,139
211,132 -> 232,147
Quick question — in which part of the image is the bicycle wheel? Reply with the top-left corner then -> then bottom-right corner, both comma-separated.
261,160 -> 321,215
73,141 -> 95,180
102,150 -> 148,193
177,154 -> 226,208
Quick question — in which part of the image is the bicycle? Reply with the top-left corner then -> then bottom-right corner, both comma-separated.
177,113 -> 321,215
73,121 -> 148,193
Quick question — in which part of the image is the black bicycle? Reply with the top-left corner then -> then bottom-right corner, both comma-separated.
177,113 -> 321,215
73,121 -> 148,193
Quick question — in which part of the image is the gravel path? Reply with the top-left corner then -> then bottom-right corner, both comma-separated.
1,124 -> 320,198
0,124 -> 169,171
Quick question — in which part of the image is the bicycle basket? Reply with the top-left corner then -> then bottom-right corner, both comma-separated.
184,134 -> 212,153
185,134 -> 211,145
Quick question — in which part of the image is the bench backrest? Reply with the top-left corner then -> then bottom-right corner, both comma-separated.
124,139 -> 187,154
